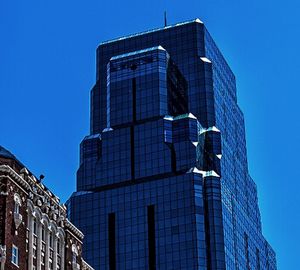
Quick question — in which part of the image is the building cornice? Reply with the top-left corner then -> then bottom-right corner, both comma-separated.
0,165 -> 31,191
0,165 -> 66,219
65,219 -> 84,240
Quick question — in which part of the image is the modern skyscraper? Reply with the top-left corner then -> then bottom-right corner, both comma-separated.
67,19 -> 277,270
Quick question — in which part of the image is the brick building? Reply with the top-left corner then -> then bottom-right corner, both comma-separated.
0,146 -> 93,270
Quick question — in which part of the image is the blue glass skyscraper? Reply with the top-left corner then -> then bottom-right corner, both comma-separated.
67,19 -> 277,270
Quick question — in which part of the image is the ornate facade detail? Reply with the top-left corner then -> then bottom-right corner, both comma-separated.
13,193 -> 22,230
71,244 -> 80,270
13,212 -> 22,230
65,219 -> 84,239
0,245 -> 6,270
72,262 -> 81,270
0,183 -> 7,196
0,148 -> 94,270
82,259 -> 94,270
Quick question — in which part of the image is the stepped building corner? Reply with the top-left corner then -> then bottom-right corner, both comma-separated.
67,19 -> 277,270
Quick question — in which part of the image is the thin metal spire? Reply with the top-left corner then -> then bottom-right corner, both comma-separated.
164,11 -> 167,27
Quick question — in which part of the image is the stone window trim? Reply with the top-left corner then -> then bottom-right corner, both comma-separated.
27,202 -> 66,270
0,164 -> 92,270
11,244 -> 19,267
0,245 -> 6,270
13,193 -> 22,231
71,244 -> 80,270
13,193 -> 22,214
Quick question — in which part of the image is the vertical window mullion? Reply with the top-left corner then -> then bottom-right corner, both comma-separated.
148,205 -> 156,270
109,213 -> 116,270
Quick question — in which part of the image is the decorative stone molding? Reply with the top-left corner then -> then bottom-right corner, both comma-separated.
0,163 -> 94,270
72,261 -> 81,270
14,212 -> 23,229
0,245 -> 6,270
20,167 -> 29,175
14,193 -> 21,206
65,219 -> 84,239
0,165 -> 66,221
0,182 -> 7,196
13,193 -> 22,231
82,260 -> 94,270
71,244 -> 80,269
0,165 -> 31,190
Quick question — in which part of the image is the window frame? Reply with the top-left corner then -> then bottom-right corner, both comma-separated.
14,202 -> 20,214
11,244 -> 19,266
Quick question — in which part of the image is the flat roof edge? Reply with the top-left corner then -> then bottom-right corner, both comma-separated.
99,18 -> 204,47
110,45 -> 167,61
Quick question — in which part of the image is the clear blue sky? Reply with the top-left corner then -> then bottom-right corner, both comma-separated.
1,0 -> 298,268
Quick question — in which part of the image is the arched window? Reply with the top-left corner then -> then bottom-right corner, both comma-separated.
13,194 -> 21,214
57,239 -> 60,254
49,233 -> 53,248
33,219 -> 37,235
14,203 -> 19,214
41,225 -> 45,242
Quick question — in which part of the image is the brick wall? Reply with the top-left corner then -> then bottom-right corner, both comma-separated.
1,175 -> 28,269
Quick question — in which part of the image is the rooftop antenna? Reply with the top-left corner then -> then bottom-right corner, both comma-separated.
164,11 -> 167,27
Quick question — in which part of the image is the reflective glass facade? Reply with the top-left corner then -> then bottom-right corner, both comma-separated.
68,19 -> 277,270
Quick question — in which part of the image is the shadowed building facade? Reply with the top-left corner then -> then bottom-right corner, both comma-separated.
0,146 -> 94,270
67,19 -> 277,270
